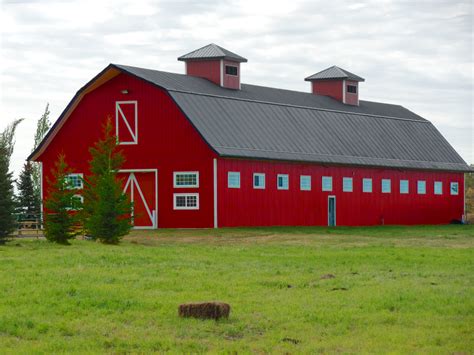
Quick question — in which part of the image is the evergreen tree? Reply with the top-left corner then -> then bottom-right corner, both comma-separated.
83,118 -> 131,244
0,145 -> 15,242
0,118 -> 24,167
16,162 -> 39,218
32,104 -> 51,200
44,154 -> 79,244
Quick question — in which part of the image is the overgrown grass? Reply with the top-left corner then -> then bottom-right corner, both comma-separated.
1,225 -> 473,353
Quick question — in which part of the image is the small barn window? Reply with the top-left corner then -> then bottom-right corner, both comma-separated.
400,180 -> 409,194
174,172 -> 199,188
381,179 -> 391,193
253,173 -> 265,189
347,85 -> 357,94
322,176 -> 332,191
67,194 -> 84,211
277,174 -> 289,190
228,172 -> 240,188
225,65 -> 238,76
450,182 -> 459,195
362,178 -> 372,193
173,193 -> 199,210
66,173 -> 83,189
300,175 -> 311,191
343,177 -> 353,192
417,181 -> 426,194
434,181 -> 442,195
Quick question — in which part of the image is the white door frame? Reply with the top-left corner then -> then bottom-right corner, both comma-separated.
328,195 -> 336,227
120,169 -> 158,229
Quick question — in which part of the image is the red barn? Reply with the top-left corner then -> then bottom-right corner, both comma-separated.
29,44 -> 470,228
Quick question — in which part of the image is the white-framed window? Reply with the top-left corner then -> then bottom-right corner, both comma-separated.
253,173 -> 265,189
66,173 -> 83,189
362,178 -> 372,193
434,181 -> 443,195
116,101 -> 138,145
417,181 -> 426,194
381,179 -> 391,193
300,175 -> 311,191
67,194 -> 84,211
450,182 -> 459,195
322,176 -> 332,191
277,174 -> 289,190
173,172 -> 199,188
342,177 -> 353,192
227,172 -> 240,188
400,180 -> 409,194
173,193 -> 199,210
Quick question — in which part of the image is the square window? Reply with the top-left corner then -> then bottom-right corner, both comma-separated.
253,173 -> 265,189
400,180 -> 409,194
347,85 -> 357,94
343,177 -> 353,192
450,182 -> 459,195
228,172 -> 240,188
417,181 -> 426,194
225,65 -> 238,76
173,193 -> 199,210
300,175 -> 311,191
174,172 -> 199,188
382,179 -> 391,193
434,181 -> 442,195
322,176 -> 332,191
277,174 -> 289,190
362,178 -> 372,193
66,174 -> 83,189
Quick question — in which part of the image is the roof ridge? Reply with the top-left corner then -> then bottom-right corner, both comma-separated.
168,88 -> 429,123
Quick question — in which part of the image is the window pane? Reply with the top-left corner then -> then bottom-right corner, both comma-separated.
382,179 -> 391,193
434,181 -> 442,195
186,195 -> 197,207
400,180 -> 409,194
322,176 -> 332,191
277,174 -> 288,189
362,178 -> 372,193
347,85 -> 357,93
300,176 -> 311,191
176,196 -> 186,207
254,174 -> 265,188
225,66 -> 238,76
417,181 -> 426,194
343,177 -> 353,192
228,172 -> 240,188
450,182 -> 459,195
175,173 -> 198,187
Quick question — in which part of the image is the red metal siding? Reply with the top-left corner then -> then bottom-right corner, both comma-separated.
311,80 -> 343,102
345,80 -> 359,106
39,72 -> 217,228
223,60 -> 240,90
217,158 -> 464,227
186,60 -> 221,86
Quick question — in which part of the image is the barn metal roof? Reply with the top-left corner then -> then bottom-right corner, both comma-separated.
29,63 -> 469,172
178,43 -> 248,63
305,66 -> 365,82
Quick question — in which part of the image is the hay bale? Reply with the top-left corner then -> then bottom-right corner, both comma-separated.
178,302 -> 230,320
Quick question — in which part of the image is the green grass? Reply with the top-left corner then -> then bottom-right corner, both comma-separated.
1,225 -> 473,353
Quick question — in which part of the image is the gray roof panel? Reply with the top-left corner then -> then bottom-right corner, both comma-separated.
305,65 -> 365,82
178,43 -> 248,63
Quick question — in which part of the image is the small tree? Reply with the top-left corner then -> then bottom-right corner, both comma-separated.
32,104 -> 51,208
83,118 -> 131,244
0,146 -> 15,242
16,162 -> 40,219
44,154 -> 79,244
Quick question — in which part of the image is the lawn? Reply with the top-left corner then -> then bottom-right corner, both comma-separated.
1,225 -> 473,353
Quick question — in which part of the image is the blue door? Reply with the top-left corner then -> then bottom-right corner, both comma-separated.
328,196 -> 336,226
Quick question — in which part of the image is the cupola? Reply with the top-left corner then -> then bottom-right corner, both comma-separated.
305,66 -> 365,106
178,43 -> 247,90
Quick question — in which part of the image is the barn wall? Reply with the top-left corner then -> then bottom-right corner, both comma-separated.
311,80 -> 343,101
217,158 -> 464,227
186,60 -> 221,86
222,60 -> 240,89
39,72 -> 217,228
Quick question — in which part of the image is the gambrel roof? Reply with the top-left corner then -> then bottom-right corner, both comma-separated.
30,64 -> 470,172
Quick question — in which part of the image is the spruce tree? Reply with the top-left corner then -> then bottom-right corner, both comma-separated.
83,118 -> 132,244
0,145 -> 15,242
16,162 -> 39,219
44,154 -> 79,244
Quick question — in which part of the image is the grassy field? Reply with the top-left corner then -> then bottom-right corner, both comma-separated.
1,225 -> 473,353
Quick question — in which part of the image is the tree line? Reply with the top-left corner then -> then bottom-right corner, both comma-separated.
0,106 -> 131,245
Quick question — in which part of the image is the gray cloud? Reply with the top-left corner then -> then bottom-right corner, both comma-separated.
1,0 -> 472,179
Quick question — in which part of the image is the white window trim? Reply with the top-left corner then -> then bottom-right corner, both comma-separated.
116,101 -> 138,145
450,182 -> 459,195
322,176 -> 332,192
277,174 -> 289,190
173,171 -> 199,188
434,181 -> 443,195
173,193 -> 199,210
362,178 -> 372,193
417,180 -> 426,195
66,173 -> 83,189
300,175 -> 311,191
382,179 -> 391,193
342,177 -> 353,192
400,180 -> 409,194
227,171 -> 241,189
253,173 -> 265,189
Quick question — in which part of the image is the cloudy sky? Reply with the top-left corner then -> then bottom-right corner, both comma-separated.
1,0 -> 472,178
